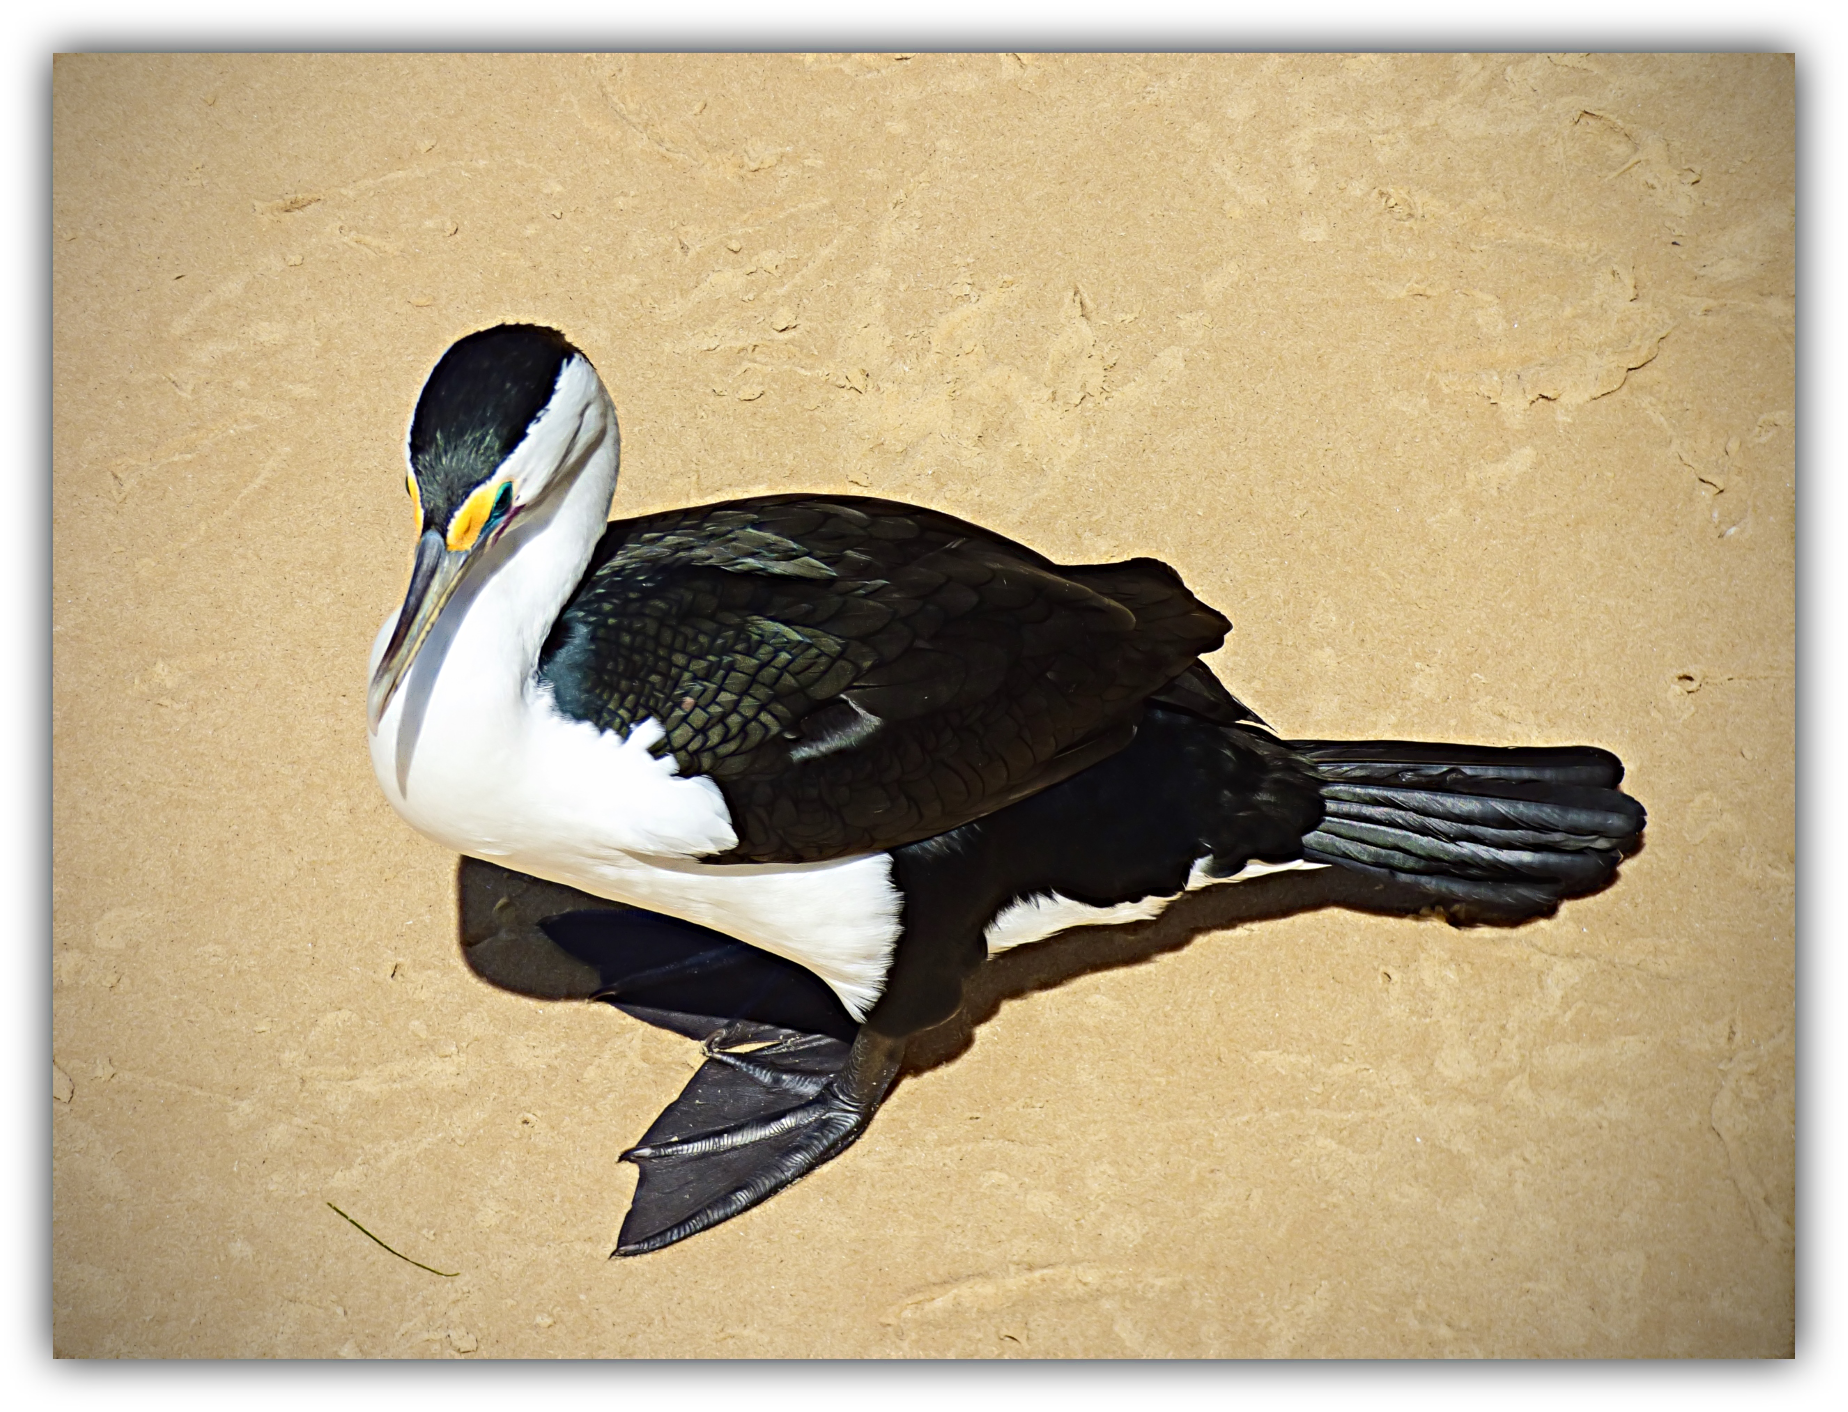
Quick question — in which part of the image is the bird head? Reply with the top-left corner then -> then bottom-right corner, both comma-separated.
368,323 -> 616,732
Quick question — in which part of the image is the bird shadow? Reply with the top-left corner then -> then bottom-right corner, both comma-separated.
903,868 -> 1462,1073
451,855 -> 1516,1079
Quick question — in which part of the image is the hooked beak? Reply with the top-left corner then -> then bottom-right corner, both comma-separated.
368,528 -> 477,733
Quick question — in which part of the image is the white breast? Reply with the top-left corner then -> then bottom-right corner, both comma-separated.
367,531 -> 902,1021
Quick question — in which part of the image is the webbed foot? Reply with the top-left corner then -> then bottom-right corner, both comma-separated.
612,1026 -> 904,1256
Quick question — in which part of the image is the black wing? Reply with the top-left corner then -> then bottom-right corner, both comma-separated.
537,494 -> 1246,863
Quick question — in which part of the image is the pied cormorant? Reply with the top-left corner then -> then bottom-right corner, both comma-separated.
368,324 -> 1645,1256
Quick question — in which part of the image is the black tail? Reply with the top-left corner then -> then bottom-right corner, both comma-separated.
1291,740 -> 1646,922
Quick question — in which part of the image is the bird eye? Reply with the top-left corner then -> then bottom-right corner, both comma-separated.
486,481 -> 515,528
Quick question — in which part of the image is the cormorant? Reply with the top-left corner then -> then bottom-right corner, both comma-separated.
368,324 -> 1645,1256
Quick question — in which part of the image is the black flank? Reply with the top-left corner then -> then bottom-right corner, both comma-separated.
869,706 -> 1322,1036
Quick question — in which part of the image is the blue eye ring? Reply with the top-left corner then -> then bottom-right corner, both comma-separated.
485,480 -> 515,530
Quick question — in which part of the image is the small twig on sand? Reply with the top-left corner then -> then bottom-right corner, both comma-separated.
326,1202 -> 459,1277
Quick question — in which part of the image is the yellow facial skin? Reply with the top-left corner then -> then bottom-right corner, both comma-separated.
445,480 -> 502,553
406,470 -> 421,525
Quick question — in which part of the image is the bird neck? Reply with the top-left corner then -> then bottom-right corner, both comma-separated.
466,433 -> 620,704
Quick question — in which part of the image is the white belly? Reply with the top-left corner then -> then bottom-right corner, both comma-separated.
483,844 -> 902,1022
982,857 -> 1327,954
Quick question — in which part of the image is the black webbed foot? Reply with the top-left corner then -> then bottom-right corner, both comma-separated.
613,1027 -> 904,1257
453,879 -> 893,1255
694,1024 -> 835,1096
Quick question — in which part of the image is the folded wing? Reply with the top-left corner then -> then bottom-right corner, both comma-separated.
539,495 -> 1238,862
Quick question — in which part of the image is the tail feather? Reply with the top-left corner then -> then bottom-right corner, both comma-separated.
1292,738 -> 1645,922
1301,740 -> 1624,788
1320,785 -> 1643,851
1304,815 -> 1618,887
